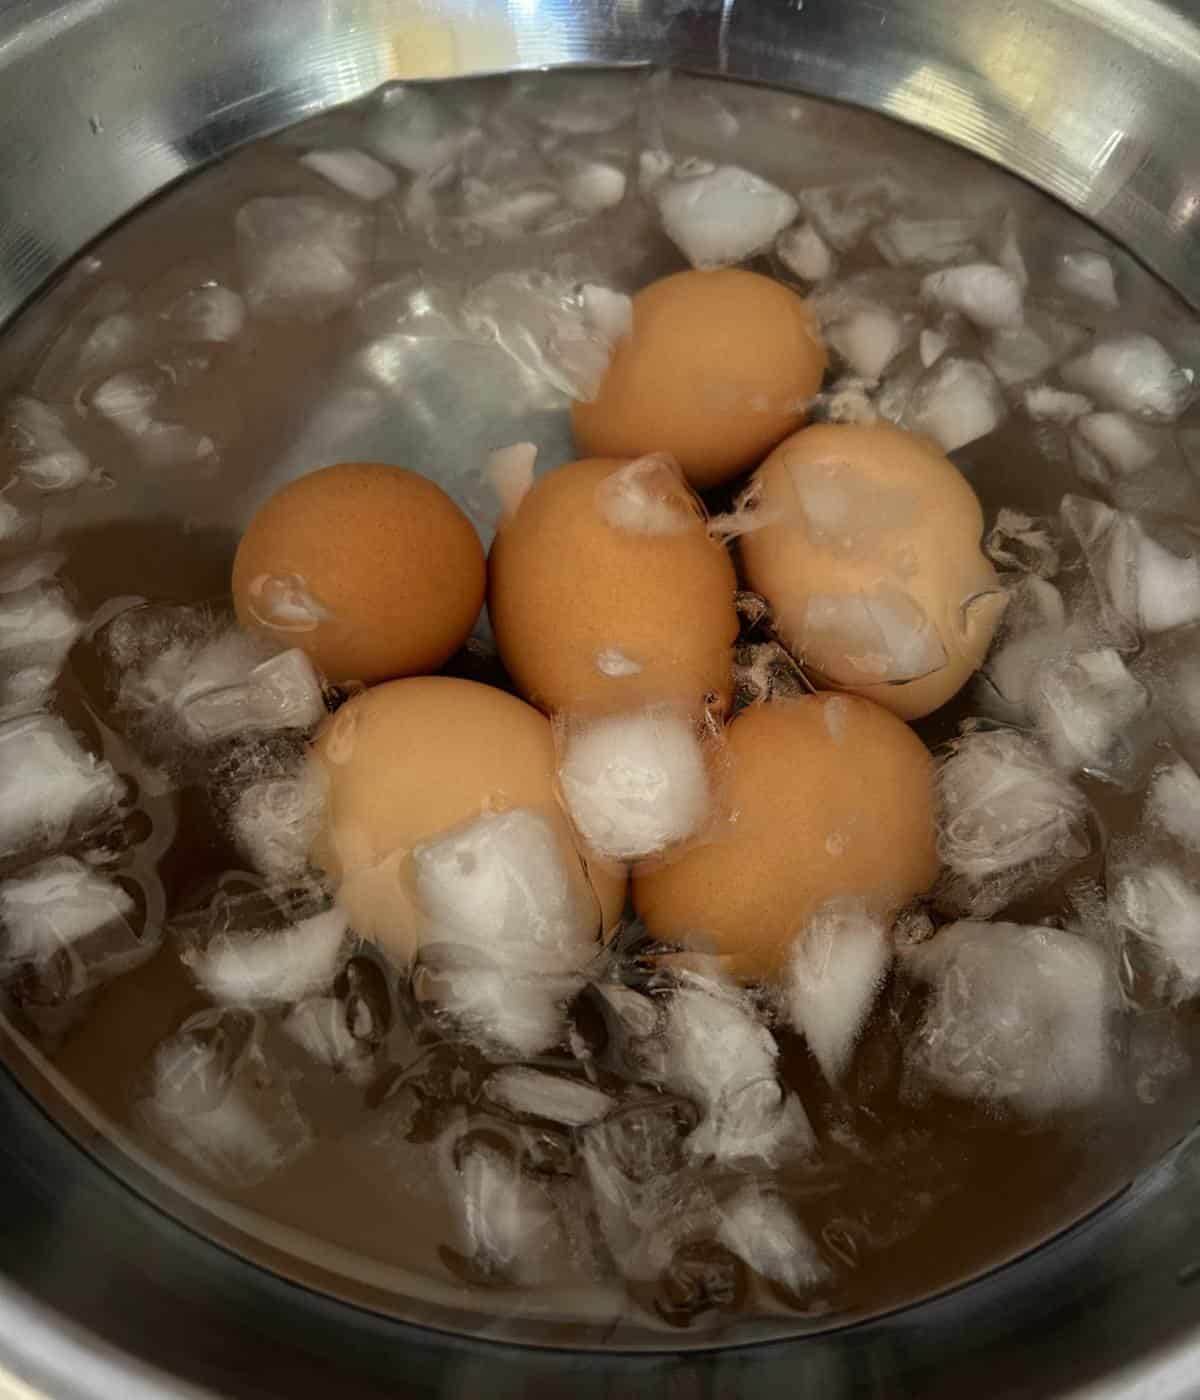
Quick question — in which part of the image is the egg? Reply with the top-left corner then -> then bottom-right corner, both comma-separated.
632,694 -> 938,979
571,269 -> 827,491
488,455 -> 739,716
232,461 -> 485,686
310,676 -> 626,966
739,422 -> 1006,720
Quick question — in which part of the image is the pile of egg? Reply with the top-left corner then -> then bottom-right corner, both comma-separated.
232,266 -> 1001,998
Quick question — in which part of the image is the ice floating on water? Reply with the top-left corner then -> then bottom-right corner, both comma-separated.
300,148 -> 398,202
364,86 -> 479,173
801,588 -> 947,686
1023,385 -> 1092,423
983,325 -> 1056,387
826,306 -> 904,382
935,728 -> 1090,915
921,263 -> 1023,331
235,196 -> 372,322
176,647 -> 326,744
783,899 -> 891,1083
1061,333 -> 1192,423
1070,412 -> 1159,485
412,807 -> 599,974
0,714 -> 122,862
656,164 -> 798,269
903,920 -> 1112,1115
3,397 -> 91,493
1110,864 -> 1200,1004
985,576 -> 1067,712
485,1066 -> 615,1126
1146,757 -> 1200,851
558,709 -> 711,863
139,1009 -> 312,1186
1056,250 -> 1119,309
776,222 -> 836,283
908,356 -> 1006,452
797,180 -> 898,251
1031,648 -> 1148,779
560,159 -> 627,213
448,1138 -> 560,1284
716,1184 -> 830,1295
873,216 -> 977,267
163,284 -> 245,344
487,442 -> 537,525
179,906 -> 349,1009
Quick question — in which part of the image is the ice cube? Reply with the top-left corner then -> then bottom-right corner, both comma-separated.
873,216 -> 977,267
412,807 -> 600,974
594,453 -> 699,535
0,495 -> 36,547
716,1184 -> 830,1296
281,962 -> 388,1081
826,307 -> 904,382
1062,497 -> 1200,638
0,714 -> 121,862
919,328 -> 949,368
796,180 -> 897,251
558,709 -> 711,863
656,164 -> 798,268
485,1066 -> 615,1126
300,147 -> 397,202
985,508 -> 1060,577
1146,757 -> 1200,851
658,975 -> 814,1166
230,770 -> 326,882
0,582 -> 82,673
416,944 -> 581,1058
776,222 -> 836,283
801,588 -> 948,686
1023,385 -> 1093,423
90,369 -> 159,435
447,1138 -> 561,1283
235,196 -> 372,322
1070,413 -> 1160,485
985,576 -> 1068,710
487,441 -> 536,526
935,728 -> 1090,915
908,357 -> 1006,452
1110,864 -> 1200,1003
921,263 -> 1023,331
903,920 -> 1112,1115
560,158 -> 627,213
364,86 -> 479,173
783,899 -> 890,1083
1061,334 -> 1192,422
580,283 -> 632,346
1,858 -> 130,963
163,284 -> 246,343
462,272 -> 621,402
179,905 -> 349,1008
1056,251 -> 1119,309
177,647 -> 326,743
137,1009 -> 313,1186
2,397 -> 91,493
1031,648 -> 1148,779
983,325 -> 1056,386
458,182 -> 562,240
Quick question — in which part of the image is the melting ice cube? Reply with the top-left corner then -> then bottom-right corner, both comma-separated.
783,899 -> 891,1083
716,1183 -> 830,1296
178,905 -> 349,1009
656,164 -> 798,268
2,397 -> 91,493
1056,251 -> 1119,309
776,222 -> 836,283
1110,864 -> 1200,1004
163,285 -> 246,344
230,769 -> 326,883
300,148 -> 398,202
1061,334 -> 1192,422
935,728 -> 1090,915
235,196 -> 372,322
0,714 -> 122,862
826,307 -> 905,382
1146,757 -> 1200,851
801,588 -> 948,686
1030,648 -> 1149,779
558,709 -> 711,863
484,1066 -> 615,1127
921,263 -> 1023,331
873,216 -> 977,267
908,357 -> 1006,452
903,920 -> 1112,1115
594,454 -> 699,535
446,1137 -> 561,1284
138,1009 -> 312,1186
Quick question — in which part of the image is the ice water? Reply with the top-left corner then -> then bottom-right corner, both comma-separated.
2,69 -> 1200,1346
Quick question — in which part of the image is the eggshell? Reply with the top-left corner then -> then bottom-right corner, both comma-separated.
739,422 -> 1005,720
571,269 -> 827,490
310,676 -> 626,964
233,462 -> 485,686
488,455 -> 738,716
632,694 -> 937,979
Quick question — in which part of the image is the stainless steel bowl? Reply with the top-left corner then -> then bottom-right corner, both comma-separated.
4,0 -> 1200,1394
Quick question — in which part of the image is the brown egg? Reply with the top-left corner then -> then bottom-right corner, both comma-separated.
232,462 -> 485,686
739,422 -> 1006,720
488,455 -> 739,717
633,694 -> 937,980
571,269 -> 827,491
310,676 -> 626,966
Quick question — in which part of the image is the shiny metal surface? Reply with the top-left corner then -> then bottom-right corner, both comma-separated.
2,0 -> 1200,1395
